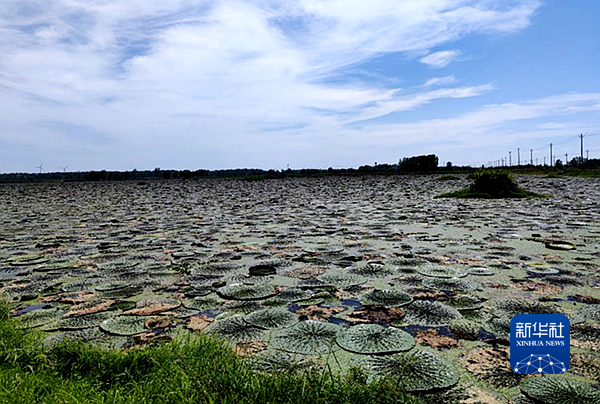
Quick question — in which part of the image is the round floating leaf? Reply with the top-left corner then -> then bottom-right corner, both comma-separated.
545,241 -> 576,251
217,283 -> 278,301
449,318 -> 481,340
207,315 -> 265,343
249,350 -> 320,373
35,261 -> 78,272
362,349 -> 459,392
447,295 -> 484,312
416,265 -> 467,278
222,300 -> 262,315
490,298 -> 566,318
422,277 -> 477,292
520,374 -> 600,404
95,281 -> 129,292
336,324 -> 415,355
526,265 -> 560,275
359,289 -> 412,308
6,253 -> 45,264
100,285 -> 144,299
302,245 -> 344,254
316,271 -> 367,288
483,316 -> 511,339
196,262 -> 240,276
19,308 -> 61,329
271,320 -> 342,354
349,263 -> 394,278
56,312 -> 112,331
403,301 -> 462,327
244,308 -> 298,329
580,305 -> 600,322
468,267 -> 495,276
275,288 -> 313,302
182,294 -> 223,310
43,327 -> 128,350
100,316 -> 148,336
61,280 -> 95,293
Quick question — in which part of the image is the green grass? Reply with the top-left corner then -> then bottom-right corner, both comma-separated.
436,171 -> 546,199
0,303 -> 422,404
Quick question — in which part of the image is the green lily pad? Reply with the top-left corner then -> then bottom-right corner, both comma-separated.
416,265 -> 467,278
316,271 -> 367,288
217,283 -> 278,301
403,301 -> 462,327
100,316 -> 148,336
19,308 -> 61,329
244,308 -> 299,329
422,277 -> 477,292
271,320 -> 342,354
55,312 -> 112,331
361,349 -> 459,392
336,324 -> 415,355
207,315 -> 265,343
359,289 -> 413,307
520,374 -> 600,404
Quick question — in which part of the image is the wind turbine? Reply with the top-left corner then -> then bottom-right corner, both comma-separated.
36,163 -> 44,174
60,165 -> 69,173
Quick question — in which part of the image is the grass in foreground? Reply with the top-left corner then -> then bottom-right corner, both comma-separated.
0,303 -> 422,404
436,171 -> 545,199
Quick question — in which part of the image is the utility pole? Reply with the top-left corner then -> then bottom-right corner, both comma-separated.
565,153 -> 568,165
586,150 -> 589,160
536,158 -> 538,165
530,149 -> 533,165
544,156 -> 546,166
580,134 -> 585,163
517,148 -> 520,166
509,151 -> 512,167
549,143 -> 553,167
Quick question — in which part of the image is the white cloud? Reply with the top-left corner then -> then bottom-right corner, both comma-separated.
421,75 -> 458,87
0,0 -> 549,171
419,50 -> 461,68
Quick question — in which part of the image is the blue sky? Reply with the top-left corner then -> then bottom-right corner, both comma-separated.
0,0 -> 598,172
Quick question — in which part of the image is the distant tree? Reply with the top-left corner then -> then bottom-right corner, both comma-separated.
555,159 -> 563,168
398,154 -> 439,172
446,162 -> 453,168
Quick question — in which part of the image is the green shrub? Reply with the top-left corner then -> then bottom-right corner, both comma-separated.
437,171 -> 545,199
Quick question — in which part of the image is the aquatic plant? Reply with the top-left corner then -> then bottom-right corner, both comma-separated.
416,265 -> 467,278
100,316 -> 148,336
207,315 -> 265,343
243,308 -> 299,329
403,300 -> 462,327
271,320 -> 341,354
336,324 -> 415,355
316,271 -> 367,288
361,349 -> 459,392
520,374 -> 600,404
437,171 -> 544,199
359,289 -> 413,308
217,283 -> 278,301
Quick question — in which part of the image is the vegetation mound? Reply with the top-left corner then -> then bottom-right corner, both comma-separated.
437,171 -> 544,199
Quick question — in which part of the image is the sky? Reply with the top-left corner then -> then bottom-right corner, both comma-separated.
0,0 -> 599,173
